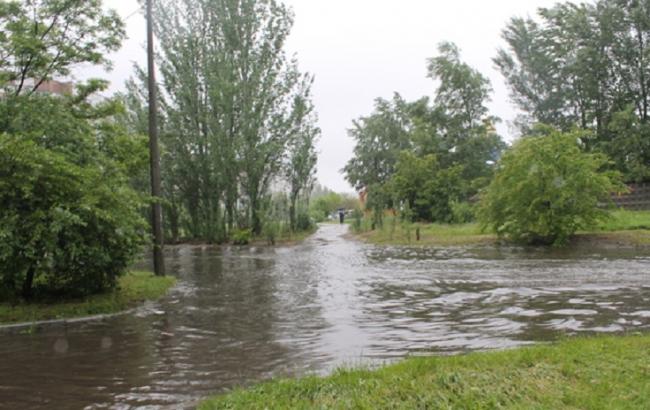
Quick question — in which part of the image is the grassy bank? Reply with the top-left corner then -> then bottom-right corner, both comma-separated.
251,225 -> 318,246
0,271 -> 176,325
200,334 -> 650,409
354,210 -> 650,246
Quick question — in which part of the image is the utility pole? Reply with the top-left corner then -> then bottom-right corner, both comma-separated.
146,0 -> 165,276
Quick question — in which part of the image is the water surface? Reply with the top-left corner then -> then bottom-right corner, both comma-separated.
1,224 -> 649,409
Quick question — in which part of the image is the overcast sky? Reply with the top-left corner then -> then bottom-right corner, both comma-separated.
83,0 -> 568,193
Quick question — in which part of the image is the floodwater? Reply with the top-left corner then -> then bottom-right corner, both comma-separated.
1,224 -> 649,409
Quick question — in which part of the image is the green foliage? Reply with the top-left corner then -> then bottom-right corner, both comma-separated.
139,0 -> 318,240
605,107 -> 650,182
428,41 -> 492,128
286,89 -> 320,232
0,0 -> 125,95
310,192 -> 357,221
344,43 -> 504,220
231,229 -> 253,246
294,211 -> 314,232
0,135 -> 147,300
495,0 -> 650,181
479,130 -> 626,245
262,222 -> 280,246
388,152 -> 464,223
0,0 -> 150,303
351,209 -> 364,232
200,335 -> 650,410
451,201 -> 476,224
343,94 -> 414,191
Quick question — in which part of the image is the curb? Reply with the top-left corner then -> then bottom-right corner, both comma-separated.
0,308 -> 137,334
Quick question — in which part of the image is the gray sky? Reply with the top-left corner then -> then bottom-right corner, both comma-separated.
83,0 -> 566,193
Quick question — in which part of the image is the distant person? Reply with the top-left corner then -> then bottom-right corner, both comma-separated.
339,209 -> 345,224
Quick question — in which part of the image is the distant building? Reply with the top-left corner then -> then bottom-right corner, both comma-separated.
32,79 -> 73,95
2,78 -> 73,96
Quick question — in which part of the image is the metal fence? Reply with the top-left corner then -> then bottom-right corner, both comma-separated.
612,183 -> 650,210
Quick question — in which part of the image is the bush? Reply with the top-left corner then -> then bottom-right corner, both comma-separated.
262,222 -> 280,245
295,211 -> 314,232
451,201 -> 475,224
478,129 -> 626,245
0,135 -> 147,300
231,228 -> 252,245
351,209 -> 364,232
388,152 -> 464,223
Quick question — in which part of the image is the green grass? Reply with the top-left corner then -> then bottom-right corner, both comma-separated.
251,225 -> 318,246
200,334 -> 650,409
355,217 -> 494,246
355,210 -> 650,247
0,271 -> 176,325
596,209 -> 650,231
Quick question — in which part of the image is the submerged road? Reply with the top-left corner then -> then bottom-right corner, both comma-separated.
1,224 -> 649,408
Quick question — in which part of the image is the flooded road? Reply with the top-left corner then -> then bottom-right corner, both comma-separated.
1,224 -> 650,409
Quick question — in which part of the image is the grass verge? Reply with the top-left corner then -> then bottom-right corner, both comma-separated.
200,334 -> 650,409
354,210 -> 650,247
0,271 -> 176,325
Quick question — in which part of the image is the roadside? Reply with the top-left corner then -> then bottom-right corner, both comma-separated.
0,271 -> 176,326
352,210 -> 650,247
199,334 -> 650,409
165,226 -> 319,248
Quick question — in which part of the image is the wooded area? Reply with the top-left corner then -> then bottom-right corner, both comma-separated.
345,0 -> 650,245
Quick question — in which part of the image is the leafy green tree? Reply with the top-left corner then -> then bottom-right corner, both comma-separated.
0,0 -> 124,95
310,192 -> 344,220
605,107 -> 650,182
423,42 -> 505,188
0,1 -> 149,301
0,135 -> 146,300
286,86 -> 319,231
343,93 -> 414,191
149,0 -> 318,239
428,42 -> 492,129
388,152 -> 464,223
478,129 -> 625,246
495,0 -> 650,180
344,43 -> 504,219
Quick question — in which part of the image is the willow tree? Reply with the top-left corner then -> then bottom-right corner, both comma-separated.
149,0 -> 317,240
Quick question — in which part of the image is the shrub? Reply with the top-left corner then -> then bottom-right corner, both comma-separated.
0,135 -> 147,300
388,152 -> 464,223
231,228 -> 252,245
351,209 -> 364,232
262,222 -> 280,245
478,129 -> 626,245
295,211 -> 314,232
451,201 -> 475,224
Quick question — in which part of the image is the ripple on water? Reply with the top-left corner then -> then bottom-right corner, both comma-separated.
1,224 -> 650,409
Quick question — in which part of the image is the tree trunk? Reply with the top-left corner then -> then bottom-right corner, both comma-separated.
289,190 -> 299,232
252,207 -> 262,236
289,203 -> 296,232
22,266 -> 36,300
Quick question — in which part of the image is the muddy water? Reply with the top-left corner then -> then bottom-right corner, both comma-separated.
1,224 -> 649,409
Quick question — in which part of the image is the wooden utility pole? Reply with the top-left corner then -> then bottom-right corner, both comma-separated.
147,0 -> 165,276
